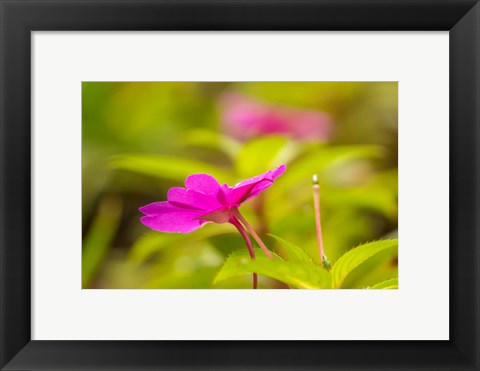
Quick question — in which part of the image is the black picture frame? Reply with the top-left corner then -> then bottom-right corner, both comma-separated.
1,1 -> 479,370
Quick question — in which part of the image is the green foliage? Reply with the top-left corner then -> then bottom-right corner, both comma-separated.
137,242 -> 225,289
331,239 -> 398,288
265,146 -> 393,226
181,129 -> 241,159
235,136 -> 298,177
110,154 -> 234,183
129,224 -> 235,263
322,170 -> 398,218
340,244 -> 397,289
370,277 -> 398,289
146,267 -> 221,289
268,233 -> 315,264
82,197 -> 122,287
214,248 -> 331,289
276,145 -> 384,191
213,236 -> 398,289
322,255 -> 332,270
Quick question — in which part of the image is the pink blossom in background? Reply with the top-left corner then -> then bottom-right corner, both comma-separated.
220,93 -> 332,141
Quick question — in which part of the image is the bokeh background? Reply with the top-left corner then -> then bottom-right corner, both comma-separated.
82,82 -> 398,289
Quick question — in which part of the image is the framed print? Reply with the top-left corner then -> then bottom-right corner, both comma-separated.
1,1 -> 479,370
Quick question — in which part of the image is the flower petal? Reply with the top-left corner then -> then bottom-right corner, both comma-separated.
139,201 -> 171,215
221,92 -> 331,141
139,201 -> 208,233
227,164 -> 286,204
292,111 -> 332,140
185,174 -> 221,195
167,187 -> 222,210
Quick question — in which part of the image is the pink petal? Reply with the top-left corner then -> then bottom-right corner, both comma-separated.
198,208 -> 232,224
167,187 -> 222,210
233,164 -> 286,189
139,201 -> 172,215
257,112 -> 290,134
185,174 -> 221,195
220,93 -> 263,140
288,111 -> 332,140
221,92 -> 332,141
139,201 -> 208,233
227,164 -> 286,205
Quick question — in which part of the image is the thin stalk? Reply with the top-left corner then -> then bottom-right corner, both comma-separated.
231,217 -> 258,289
253,194 -> 268,235
231,208 -> 273,259
312,174 -> 325,262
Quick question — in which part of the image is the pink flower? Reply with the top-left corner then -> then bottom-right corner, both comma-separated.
139,164 -> 286,234
140,165 -> 286,288
220,93 -> 332,141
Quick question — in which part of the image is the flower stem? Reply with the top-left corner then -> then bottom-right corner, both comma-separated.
253,195 -> 268,235
231,217 -> 257,289
232,208 -> 273,259
312,174 -> 325,263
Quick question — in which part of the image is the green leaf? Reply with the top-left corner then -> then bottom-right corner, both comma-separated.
383,229 -> 398,239
214,248 -> 331,289
180,129 -> 241,159
268,234 -> 315,264
145,267 -> 220,289
369,277 -> 398,289
277,145 -> 384,191
110,154 -> 233,183
82,196 -> 122,288
235,136 -> 298,178
340,245 -> 397,289
331,239 -> 398,288
129,223 -> 236,263
321,170 -> 398,219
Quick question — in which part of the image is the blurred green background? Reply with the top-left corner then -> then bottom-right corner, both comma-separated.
82,82 -> 398,289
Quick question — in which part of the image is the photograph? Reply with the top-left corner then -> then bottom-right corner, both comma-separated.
3,1 -> 479,369
82,82 -> 398,289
